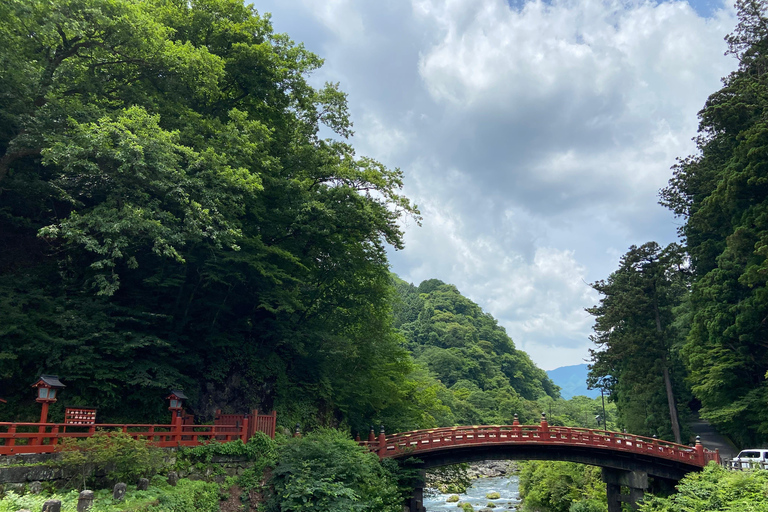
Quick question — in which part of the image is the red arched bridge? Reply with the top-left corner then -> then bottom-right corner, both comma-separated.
359,416 -> 720,512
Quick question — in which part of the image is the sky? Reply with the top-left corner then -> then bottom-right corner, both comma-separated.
257,0 -> 739,370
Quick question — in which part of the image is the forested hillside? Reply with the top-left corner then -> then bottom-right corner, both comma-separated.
589,0 -> 768,448
392,277 -> 559,425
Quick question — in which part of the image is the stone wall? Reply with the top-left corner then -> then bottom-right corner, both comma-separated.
0,454 -> 64,493
0,451 -> 255,494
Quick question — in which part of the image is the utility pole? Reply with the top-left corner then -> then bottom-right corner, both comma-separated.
601,387 -> 608,430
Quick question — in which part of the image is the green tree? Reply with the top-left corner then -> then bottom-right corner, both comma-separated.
660,0 -> 768,446
0,0 -> 422,431
518,461 -> 607,512
266,429 -> 404,512
587,243 -> 690,442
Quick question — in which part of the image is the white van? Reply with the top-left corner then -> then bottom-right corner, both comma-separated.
731,449 -> 768,469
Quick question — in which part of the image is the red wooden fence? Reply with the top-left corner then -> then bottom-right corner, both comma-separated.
361,422 -> 719,468
250,410 -> 276,439
0,410 -> 277,456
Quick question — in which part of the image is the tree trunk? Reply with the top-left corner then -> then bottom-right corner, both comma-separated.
653,283 -> 682,444
662,365 -> 682,444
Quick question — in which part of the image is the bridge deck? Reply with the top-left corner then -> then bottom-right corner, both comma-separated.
362,422 -> 718,469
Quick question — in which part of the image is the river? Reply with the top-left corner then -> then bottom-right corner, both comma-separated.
424,475 -> 521,511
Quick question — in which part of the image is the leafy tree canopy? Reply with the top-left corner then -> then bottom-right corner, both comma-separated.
0,0 -> 423,432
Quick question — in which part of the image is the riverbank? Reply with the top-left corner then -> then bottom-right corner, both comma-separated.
467,460 -> 516,479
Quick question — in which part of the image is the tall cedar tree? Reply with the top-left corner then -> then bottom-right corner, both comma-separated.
660,0 -> 768,446
587,243 -> 689,442
0,0 -> 425,431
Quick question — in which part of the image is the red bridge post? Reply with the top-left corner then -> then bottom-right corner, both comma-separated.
512,414 -> 520,438
539,413 -> 549,440
377,425 -> 386,458
241,414 -> 250,443
694,436 -> 704,465
6,424 -> 15,449
173,410 -> 183,443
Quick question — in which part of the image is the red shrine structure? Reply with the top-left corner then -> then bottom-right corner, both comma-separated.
0,375 -> 276,456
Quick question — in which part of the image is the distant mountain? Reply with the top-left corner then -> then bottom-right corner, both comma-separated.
546,364 -> 601,400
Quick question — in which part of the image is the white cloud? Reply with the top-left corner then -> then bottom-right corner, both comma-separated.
417,0 -> 733,112
393,189 -> 597,369
299,0 -> 365,41
357,111 -> 412,161
257,0 -> 737,370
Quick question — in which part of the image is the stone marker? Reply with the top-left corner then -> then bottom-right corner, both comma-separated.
29,481 -> 42,494
113,482 -> 127,501
76,490 -> 94,512
137,478 -> 149,491
41,500 -> 61,512
167,471 -> 179,486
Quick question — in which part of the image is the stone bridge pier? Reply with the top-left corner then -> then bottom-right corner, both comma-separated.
602,468 -> 646,511
406,488 -> 425,512
602,468 -> 678,511
405,469 -> 426,512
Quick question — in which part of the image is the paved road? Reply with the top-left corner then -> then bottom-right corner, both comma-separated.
688,414 -> 738,461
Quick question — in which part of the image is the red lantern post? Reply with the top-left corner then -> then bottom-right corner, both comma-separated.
31,375 -> 65,424
166,390 -> 188,426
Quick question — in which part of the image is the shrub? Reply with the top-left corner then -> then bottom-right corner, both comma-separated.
151,479 -> 220,512
639,463 -> 768,512
176,434 -> 277,487
57,430 -> 166,489
266,428 -> 404,512
569,499 -> 607,512
177,432 -> 276,463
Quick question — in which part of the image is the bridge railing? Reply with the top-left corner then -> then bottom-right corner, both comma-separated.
362,423 -> 718,467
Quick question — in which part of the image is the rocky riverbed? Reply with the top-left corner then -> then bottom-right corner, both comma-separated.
424,462 -> 520,512
424,474 -> 520,511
